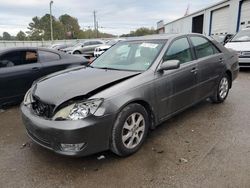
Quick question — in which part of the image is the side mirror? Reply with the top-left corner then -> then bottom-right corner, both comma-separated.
81,45 -> 84,47
158,60 -> 180,72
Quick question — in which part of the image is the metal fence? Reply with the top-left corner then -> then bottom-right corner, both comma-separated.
0,40 -> 77,48
0,38 -> 113,48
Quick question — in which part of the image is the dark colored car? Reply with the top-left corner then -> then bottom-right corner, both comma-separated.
0,47 -> 88,107
21,34 -> 239,157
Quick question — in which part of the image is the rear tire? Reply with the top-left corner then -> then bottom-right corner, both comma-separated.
210,74 -> 230,103
111,103 -> 149,157
73,51 -> 81,54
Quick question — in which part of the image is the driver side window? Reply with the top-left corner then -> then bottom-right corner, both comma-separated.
164,37 -> 193,64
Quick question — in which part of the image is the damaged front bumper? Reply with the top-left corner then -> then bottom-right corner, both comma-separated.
21,103 -> 114,157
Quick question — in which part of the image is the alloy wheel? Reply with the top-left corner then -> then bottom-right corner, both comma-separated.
219,77 -> 229,99
122,113 -> 145,149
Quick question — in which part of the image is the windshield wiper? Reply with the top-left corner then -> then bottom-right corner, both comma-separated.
86,64 -> 94,68
231,40 -> 250,42
94,67 -> 121,71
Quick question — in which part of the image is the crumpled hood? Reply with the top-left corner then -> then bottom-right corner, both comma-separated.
225,41 -> 250,51
32,67 -> 140,106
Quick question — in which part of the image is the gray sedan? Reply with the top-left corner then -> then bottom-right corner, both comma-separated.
21,34 -> 239,157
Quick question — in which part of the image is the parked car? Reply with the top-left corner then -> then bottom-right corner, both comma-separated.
0,47 -> 89,107
50,43 -> 74,51
225,28 -> 250,67
21,34 -> 239,157
94,38 -> 125,57
211,34 -> 234,45
63,40 -> 105,57
60,42 -> 83,53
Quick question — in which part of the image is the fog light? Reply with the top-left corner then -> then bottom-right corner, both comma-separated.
60,143 -> 86,152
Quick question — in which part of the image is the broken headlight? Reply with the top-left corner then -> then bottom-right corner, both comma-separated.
53,99 -> 103,121
23,89 -> 33,106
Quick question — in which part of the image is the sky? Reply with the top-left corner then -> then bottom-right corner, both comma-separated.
0,0 -> 221,36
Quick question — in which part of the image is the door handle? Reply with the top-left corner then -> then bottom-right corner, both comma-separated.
219,58 -> 224,63
32,67 -> 40,71
190,67 -> 198,74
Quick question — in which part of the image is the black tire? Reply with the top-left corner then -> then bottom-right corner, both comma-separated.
73,51 -> 81,54
111,103 -> 149,157
210,74 -> 230,103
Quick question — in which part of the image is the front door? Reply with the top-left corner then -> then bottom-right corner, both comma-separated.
155,37 -> 198,120
0,50 -> 41,104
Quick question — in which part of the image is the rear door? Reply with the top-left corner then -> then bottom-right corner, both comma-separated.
156,37 -> 198,120
81,41 -> 92,54
0,50 -> 41,103
189,36 -> 225,100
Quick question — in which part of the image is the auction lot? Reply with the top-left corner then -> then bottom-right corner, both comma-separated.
0,71 -> 249,188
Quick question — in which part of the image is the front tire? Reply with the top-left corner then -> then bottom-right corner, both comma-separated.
73,51 -> 81,54
210,74 -> 230,103
111,103 -> 149,157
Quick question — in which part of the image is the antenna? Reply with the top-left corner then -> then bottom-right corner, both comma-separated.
184,4 -> 190,16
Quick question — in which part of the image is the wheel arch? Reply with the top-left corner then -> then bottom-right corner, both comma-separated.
225,70 -> 232,88
73,50 -> 81,54
116,99 -> 157,130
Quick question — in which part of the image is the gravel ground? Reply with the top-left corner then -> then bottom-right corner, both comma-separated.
0,71 -> 250,188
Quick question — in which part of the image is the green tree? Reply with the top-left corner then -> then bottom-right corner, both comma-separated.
26,13 -> 116,40
16,31 -> 26,41
2,32 -> 12,40
27,14 -> 64,40
78,29 -> 115,39
59,14 -> 81,39
26,16 -> 44,40
121,27 -> 156,37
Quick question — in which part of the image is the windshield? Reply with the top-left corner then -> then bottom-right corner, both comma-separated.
91,41 -> 165,71
231,30 -> 250,42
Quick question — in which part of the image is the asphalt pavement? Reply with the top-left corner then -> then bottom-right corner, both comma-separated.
0,71 -> 250,188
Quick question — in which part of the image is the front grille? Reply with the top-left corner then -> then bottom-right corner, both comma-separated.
239,63 -> 250,67
32,96 -> 55,118
239,51 -> 250,58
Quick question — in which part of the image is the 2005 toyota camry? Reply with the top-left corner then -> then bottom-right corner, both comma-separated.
21,34 -> 239,157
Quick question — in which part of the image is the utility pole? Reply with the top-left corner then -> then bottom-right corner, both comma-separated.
50,1 -> 54,42
93,10 -> 98,38
96,21 -> 99,38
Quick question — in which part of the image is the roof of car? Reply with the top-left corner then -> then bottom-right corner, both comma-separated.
125,33 -> 205,41
0,47 -> 64,55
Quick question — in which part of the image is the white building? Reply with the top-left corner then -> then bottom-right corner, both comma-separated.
157,0 -> 250,36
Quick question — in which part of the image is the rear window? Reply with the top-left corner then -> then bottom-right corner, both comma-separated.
38,51 -> 60,63
190,36 -> 220,59
0,50 -> 37,68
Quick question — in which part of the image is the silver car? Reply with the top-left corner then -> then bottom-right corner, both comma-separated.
68,40 -> 105,57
